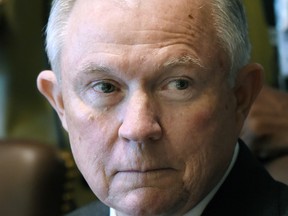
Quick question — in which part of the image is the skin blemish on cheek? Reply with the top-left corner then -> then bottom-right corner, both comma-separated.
188,14 -> 194,19
103,107 -> 109,112
139,55 -> 147,64
87,107 -> 111,123
88,114 -> 95,122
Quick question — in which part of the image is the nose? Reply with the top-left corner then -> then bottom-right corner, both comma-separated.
118,91 -> 162,142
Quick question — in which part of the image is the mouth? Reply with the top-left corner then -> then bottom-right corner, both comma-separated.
116,167 -> 175,174
111,167 -> 178,188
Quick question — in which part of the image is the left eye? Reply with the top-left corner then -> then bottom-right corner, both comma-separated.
166,79 -> 191,90
92,82 -> 117,93
158,77 -> 195,101
172,79 -> 190,90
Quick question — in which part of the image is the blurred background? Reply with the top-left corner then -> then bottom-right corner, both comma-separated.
0,0 -> 287,215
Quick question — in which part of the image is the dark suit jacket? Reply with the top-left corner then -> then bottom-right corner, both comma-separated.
67,141 -> 288,216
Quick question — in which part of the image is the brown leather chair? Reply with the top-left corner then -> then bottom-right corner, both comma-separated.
0,140 -> 74,216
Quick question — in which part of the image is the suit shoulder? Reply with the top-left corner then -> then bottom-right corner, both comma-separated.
278,182 -> 288,215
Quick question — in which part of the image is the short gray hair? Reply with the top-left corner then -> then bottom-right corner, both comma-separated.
45,0 -> 76,79
211,0 -> 251,85
45,0 -> 250,84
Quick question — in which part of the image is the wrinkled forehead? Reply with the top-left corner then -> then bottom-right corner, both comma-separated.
67,0 -> 215,44
106,0 -> 209,14
62,0 -> 224,74
71,0 -> 212,25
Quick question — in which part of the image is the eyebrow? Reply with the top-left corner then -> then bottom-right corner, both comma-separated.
77,55 -> 207,75
163,55 -> 207,70
78,63 -> 113,75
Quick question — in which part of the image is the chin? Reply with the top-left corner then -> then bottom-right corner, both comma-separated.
106,187 -> 190,216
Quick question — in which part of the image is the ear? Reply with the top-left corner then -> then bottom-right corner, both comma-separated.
234,63 -> 263,128
37,70 -> 68,131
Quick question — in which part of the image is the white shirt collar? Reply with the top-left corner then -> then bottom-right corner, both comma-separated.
110,143 -> 239,216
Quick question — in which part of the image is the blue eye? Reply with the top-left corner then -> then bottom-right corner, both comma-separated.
167,79 -> 190,90
173,79 -> 190,90
92,82 -> 117,93
158,77 -> 195,101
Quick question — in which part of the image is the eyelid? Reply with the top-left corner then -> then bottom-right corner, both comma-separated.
92,81 -> 118,93
90,79 -> 117,86
160,76 -> 194,89
79,78 -> 125,107
90,79 -> 121,89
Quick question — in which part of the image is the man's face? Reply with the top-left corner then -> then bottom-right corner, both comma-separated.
55,0 -> 241,215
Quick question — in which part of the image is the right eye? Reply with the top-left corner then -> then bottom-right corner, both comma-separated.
92,81 -> 118,94
78,79 -> 124,108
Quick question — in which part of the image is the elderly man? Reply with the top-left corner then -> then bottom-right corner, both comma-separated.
37,0 -> 288,215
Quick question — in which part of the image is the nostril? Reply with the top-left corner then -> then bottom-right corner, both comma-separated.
118,118 -> 162,142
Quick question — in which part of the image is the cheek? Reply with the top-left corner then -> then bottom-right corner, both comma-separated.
66,112 -> 104,168
167,104 -> 218,145
183,96 -> 235,142
161,103 -> 218,177
64,104 -> 119,197
64,98 -> 116,153
168,102 -> 235,194
165,99 -> 234,167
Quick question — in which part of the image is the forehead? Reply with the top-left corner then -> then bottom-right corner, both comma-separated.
75,0 -> 210,15
67,0 -> 215,42
61,0 -> 225,74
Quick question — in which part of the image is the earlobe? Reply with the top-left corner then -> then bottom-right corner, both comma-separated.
37,70 -> 68,131
234,63 -> 263,123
